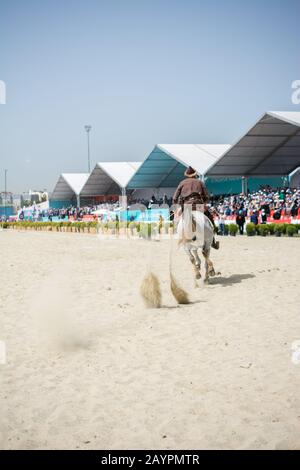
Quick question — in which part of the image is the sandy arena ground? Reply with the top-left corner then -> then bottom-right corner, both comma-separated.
1,229 -> 300,450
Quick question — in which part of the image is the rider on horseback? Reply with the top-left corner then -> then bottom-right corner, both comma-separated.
172,166 -> 219,249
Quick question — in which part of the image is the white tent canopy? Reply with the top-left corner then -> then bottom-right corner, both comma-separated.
127,144 -> 230,189
158,144 -> 231,175
80,162 -> 142,197
290,167 -> 300,187
51,173 -> 89,200
206,111 -> 300,177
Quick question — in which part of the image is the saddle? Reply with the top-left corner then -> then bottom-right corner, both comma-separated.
178,196 -> 219,249
179,193 -> 204,236
180,193 -> 205,211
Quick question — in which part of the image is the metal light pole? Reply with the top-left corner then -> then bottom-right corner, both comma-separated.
4,169 -> 8,218
84,125 -> 92,173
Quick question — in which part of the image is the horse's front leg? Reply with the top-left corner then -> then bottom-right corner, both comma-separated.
191,247 -> 201,280
184,244 -> 201,285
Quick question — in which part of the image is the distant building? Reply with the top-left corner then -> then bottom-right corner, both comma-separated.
20,190 -> 48,207
0,192 -> 15,217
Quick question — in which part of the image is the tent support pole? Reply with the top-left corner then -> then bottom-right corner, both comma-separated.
241,176 -> 248,195
121,187 -> 127,207
77,195 -> 80,207
120,187 -> 127,223
241,176 -> 245,195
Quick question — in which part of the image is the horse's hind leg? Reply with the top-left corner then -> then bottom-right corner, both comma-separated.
191,247 -> 201,279
202,246 -> 215,283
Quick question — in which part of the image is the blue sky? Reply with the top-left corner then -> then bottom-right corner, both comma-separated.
0,0 -> 299,192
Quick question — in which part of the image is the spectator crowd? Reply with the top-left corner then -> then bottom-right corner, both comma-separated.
16,186 -> 300,234
209,186 -> 300,233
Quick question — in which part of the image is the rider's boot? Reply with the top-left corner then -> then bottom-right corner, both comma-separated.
204,209 -> 219,249
212,237 -> 219,250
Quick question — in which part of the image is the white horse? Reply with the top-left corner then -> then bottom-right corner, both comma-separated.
139,208 -> 218,308
176,209 -> 217,284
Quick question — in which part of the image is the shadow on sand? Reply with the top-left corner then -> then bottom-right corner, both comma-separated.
208,273 -> 255,287
161,299 -> 206,309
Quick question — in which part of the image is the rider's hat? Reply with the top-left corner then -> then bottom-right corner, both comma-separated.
184,166 -> 197,178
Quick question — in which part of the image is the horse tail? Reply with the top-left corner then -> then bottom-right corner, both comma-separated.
139,234 -> 162,308
169,236 -> 189,304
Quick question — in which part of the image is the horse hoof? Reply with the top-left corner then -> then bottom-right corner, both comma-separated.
195,272 -> 201,280
209,269 -> 216,277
